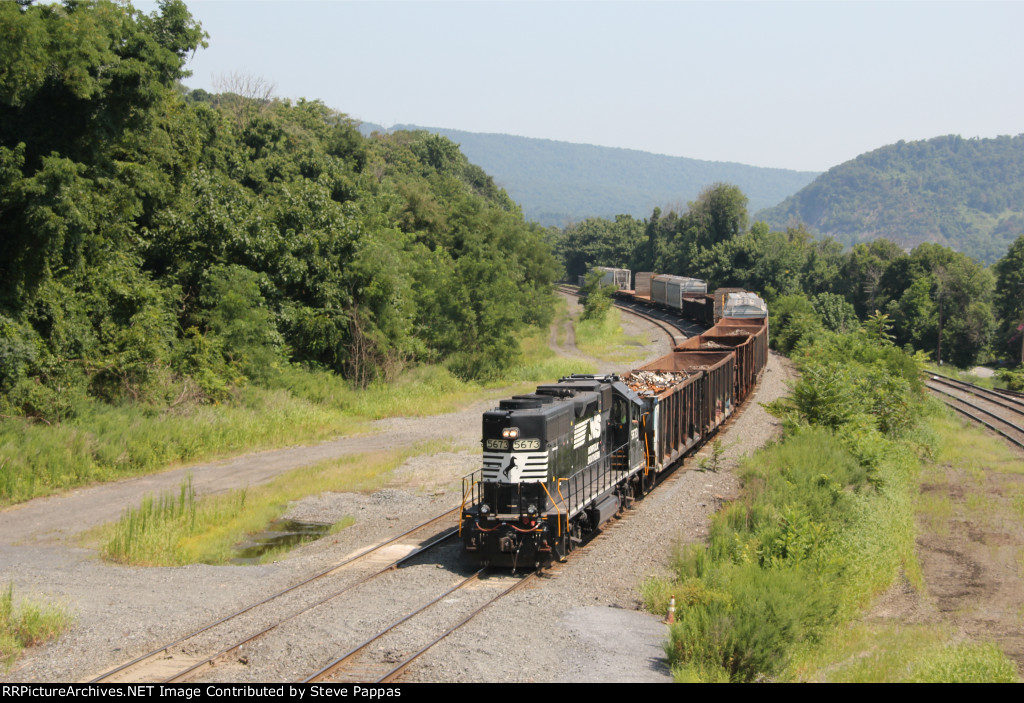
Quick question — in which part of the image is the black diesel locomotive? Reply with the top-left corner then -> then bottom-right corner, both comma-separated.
460,278 -> 767,569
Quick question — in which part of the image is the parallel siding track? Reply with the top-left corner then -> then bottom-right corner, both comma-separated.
556,284 -> 700,344
925,372 -> 1024,450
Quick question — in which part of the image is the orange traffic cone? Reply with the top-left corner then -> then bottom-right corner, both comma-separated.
665,595 -> 676,625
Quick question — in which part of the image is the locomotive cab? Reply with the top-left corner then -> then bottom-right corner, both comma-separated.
461,375 -> 647,569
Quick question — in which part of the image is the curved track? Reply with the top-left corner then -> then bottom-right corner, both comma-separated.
556,284 -> 700,344
925,372 -> 1024,450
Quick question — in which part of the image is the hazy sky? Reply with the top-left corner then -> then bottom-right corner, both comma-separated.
136,0 -> 1024,172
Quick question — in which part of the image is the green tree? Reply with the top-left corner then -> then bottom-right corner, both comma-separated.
688,182 -> 749,250
993,234 -> 1024,363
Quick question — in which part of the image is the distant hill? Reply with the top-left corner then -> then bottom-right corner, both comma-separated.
360,124 -> 818,226
757,134 -> 1024,264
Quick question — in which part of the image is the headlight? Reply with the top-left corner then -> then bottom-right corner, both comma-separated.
480,503 -> 490,516
526,504 -> 538,516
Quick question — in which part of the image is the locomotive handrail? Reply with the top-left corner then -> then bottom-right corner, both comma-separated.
458,475 -> 482,536
641,414 -> 652,475
556,479 -> 568,536
540,481 -> 564,536
556,440 -> 633,516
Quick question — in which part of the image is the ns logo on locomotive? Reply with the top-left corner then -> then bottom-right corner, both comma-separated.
459,268 -> 768,570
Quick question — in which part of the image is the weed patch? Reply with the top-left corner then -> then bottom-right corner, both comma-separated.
98,441 -> 452,566
0,584 -> 71,671
648,330 -> 927,682
794,622 -> 1018,682
575,308 -> 650,363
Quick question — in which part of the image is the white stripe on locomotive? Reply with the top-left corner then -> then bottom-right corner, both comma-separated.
481,451 -> 549,483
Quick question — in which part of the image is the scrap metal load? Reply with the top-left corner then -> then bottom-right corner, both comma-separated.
623,370 -> 691,397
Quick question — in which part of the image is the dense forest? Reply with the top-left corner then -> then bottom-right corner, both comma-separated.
3,0 -> 1022,432
553,183 -> 1024,371
0,0 -> 559,424
757,135 -> 1024,264
365,124 -> 819,226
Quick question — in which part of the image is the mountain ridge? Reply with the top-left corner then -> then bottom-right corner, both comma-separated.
359,123 -> 819,225
756,133 -> 1024,264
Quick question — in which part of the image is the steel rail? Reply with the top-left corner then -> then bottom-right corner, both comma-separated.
163,528 -> 461,683
925,372 -> 1024,414
926,383 -> 1024,451
997,387 -> 1024,400
90,507 -> 461,683
303,567 -> 492,683
556,284 -> 693,344
376,571 -> 540,683
926,382 -> 1024,434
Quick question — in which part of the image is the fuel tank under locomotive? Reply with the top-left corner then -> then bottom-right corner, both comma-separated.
460,375 -> 647,568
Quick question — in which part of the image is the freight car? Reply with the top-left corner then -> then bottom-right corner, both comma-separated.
460,313 -> 768,569
578,266 -> 631,291
603,268 -> 766,326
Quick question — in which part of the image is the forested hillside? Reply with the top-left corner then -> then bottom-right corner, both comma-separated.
757,134 -> 1024,264
362,124 -> 819,226
0,0 -> 559,424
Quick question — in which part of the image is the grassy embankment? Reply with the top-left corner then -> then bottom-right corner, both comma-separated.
788,411 -> 1022,682
642,330 -> 1020,682
0,584 -> 71,671
575,306 -> 652,364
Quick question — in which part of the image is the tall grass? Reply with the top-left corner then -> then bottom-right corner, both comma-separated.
793,622 -> 1017,682
643,330 -> 936,682
1,583 -> 71,671
785,407 -> 1024,682
0,314 -> 595,508
99,440 -> 456,566
0,385 -> 363,507
513,323 -> 597,380
575,308 -> 650,363
644,427 -> 920,682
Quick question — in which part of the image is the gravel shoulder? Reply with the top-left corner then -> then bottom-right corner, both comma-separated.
0,309 -> 793,684
863,415 -> 1024,677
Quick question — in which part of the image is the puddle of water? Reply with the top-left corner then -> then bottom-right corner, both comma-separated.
229,519 -> 331,565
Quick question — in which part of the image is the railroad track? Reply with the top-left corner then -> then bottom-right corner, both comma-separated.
87,508 -> 462,684
306,569 -> 538,683
556,284 -> 698,344
925,372 -> 1024,450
